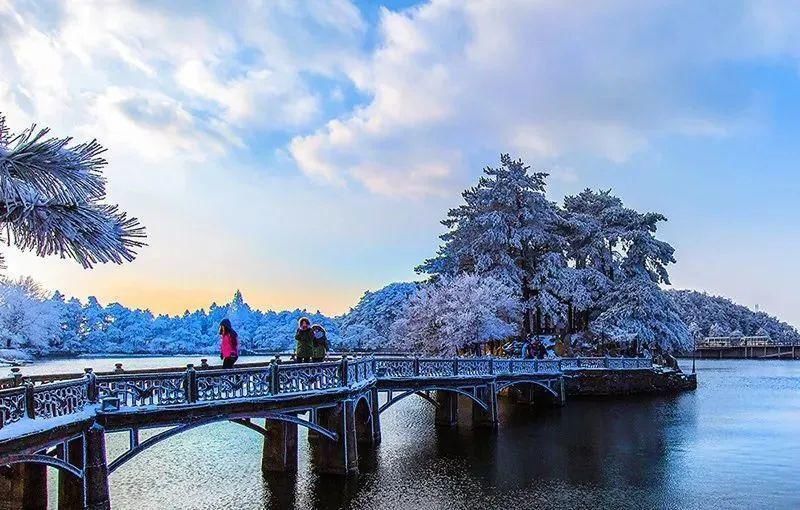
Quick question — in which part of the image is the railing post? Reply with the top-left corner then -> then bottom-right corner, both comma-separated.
533,359 -> 538,373
270,361 -> 279,394
509,359 -> 514,374
341,356 -> 349,387
603,355 -> 610,369
184,364 -> 197,403
10,367 -> 22,387
413,357 -> 420,377
24,382 -> 35,419
453,359 -> 459,376
85,368 -> 98,403
488,356 -> 494,375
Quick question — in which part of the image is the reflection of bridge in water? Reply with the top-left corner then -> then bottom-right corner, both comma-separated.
0,355 -> 652,509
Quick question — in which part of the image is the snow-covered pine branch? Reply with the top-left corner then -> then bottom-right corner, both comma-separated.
0,113 -> 145,267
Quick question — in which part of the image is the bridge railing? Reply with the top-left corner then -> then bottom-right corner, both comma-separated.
0,375 -> 93,429
375,356 -> 652,379
0,355 -> 652,430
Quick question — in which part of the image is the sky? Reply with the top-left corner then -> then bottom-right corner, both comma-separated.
1,0 -> 799,325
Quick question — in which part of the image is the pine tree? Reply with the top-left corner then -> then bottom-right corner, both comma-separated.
0,113 -> 145,268
417,154 -> 565,335
591,277 -> 691,351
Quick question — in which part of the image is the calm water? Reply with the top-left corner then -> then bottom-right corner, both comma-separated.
12,358 -> 800,510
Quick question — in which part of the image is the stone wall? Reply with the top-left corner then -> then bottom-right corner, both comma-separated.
565,368 -> 697,397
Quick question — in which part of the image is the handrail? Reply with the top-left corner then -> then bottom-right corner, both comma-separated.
0,355 -> 651,430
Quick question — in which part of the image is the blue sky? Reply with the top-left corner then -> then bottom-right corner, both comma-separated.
1,0 -> 799,325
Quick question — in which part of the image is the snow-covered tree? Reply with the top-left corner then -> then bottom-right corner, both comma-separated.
417,154 -> 566,335
0,113 -> 145,268
390,275 -> 521,355
49,291 -> 82,352
591,277 -> 691,351
562,188 -> 676,329
338,282 -> 419,350
708,323 -> 730,338
0,277 -> 61,352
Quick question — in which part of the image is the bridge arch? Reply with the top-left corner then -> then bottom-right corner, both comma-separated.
495,379 -> 561,402
1,453 -> 82,478
379,387 -> 488,415
108,412 -> 336,474
354,394 -> 373,443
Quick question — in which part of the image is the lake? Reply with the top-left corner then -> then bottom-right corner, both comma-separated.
10,358 -> 800,510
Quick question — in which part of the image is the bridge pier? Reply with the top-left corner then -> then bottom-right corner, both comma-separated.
514,383 -> 535,405
262,419 -> 298,473
58,438 -> 84,510
306,409 -> 320,442
434,390 -> 458,427
472,384 -> 498,429
311,402 -> 358,475
0,462 -> 47,510
83,424 -> 111,510
368,388 -> 381,445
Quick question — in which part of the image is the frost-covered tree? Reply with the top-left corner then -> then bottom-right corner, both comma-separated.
0,277 -> 61,352
707,323 -> 730,338
338,282 -> 419,350
591,277 -> 691,351
0,113 -> 145,268
558,188 -> 682,349
562,189 -> 676,331
48,291 -> 82,352
391,275 -> 521,355
417,154 -> 565,335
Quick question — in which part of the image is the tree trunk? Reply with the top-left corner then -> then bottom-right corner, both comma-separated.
521,279 -> 531,337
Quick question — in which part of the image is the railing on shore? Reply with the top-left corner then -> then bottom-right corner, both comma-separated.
0,355 -> 652,431
696,336 -> 799,348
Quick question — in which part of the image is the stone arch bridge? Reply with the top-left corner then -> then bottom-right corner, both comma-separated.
0,355 -> 652,509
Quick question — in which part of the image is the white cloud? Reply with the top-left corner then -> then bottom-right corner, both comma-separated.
290,0 -> 800,197
0,0 -> 366,155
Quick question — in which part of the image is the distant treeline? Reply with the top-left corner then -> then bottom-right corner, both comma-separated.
668,290 -> 800,342
0,277 -> 796,357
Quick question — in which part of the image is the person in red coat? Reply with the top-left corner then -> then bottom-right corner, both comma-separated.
219,319 -> 239,368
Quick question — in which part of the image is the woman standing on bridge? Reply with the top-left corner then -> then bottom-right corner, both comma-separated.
219,319 -> 239,368
295,317 -> 314,363
311,324 -> 329,362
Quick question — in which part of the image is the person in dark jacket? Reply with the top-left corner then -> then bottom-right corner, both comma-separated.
311,324 -> 329,362
219,319 -> 239,368
295,317 -> 314,363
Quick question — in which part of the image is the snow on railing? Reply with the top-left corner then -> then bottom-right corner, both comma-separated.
374,356 -> 652,378
0,374 -> 93,429
0,355 -> 652,430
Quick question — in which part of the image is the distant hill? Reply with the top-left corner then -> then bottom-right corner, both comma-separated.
336,282 -> 420,350
667,290 -> 800,342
